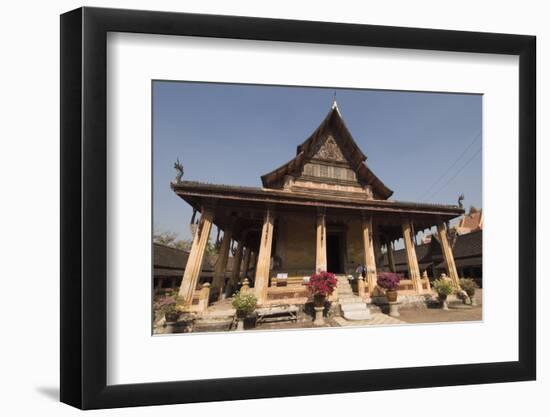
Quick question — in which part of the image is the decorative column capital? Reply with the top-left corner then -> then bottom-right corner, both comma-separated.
361,212 -> 374,229
262,205 -> 276,224
201,201 -> 217,215
316,206 -> 326,218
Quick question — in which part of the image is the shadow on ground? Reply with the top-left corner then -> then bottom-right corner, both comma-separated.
35,386 -> 59,401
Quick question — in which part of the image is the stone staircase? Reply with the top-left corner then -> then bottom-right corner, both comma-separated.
336,275 -> 372,321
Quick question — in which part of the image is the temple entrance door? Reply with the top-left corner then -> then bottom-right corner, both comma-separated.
327,232 -> 344,274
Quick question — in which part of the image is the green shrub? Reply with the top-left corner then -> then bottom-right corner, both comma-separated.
432,279 -> 454,296
232,291 -> 257,314
156,291 -> 181,316
459,278 -> 478,297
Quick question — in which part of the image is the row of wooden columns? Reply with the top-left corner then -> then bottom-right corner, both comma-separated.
178,208 -> 256,307
314,212 -> 460,295
179,207 -> 461,308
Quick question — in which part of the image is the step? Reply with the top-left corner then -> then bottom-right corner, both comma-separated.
341,303 -> 368,312
339,298 -> 365,304
339,294 -> 362,299
339,294 -> 363,300
342,310 -> 372,321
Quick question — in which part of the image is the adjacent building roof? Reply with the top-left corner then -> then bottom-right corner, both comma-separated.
383,230 -> 482,272
153,243 -> 216,278
457,210 -> 483,235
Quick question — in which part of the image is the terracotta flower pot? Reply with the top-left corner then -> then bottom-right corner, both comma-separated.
386,290 -> 398,302
438,293 -> 449,310
236,309 -> 249,320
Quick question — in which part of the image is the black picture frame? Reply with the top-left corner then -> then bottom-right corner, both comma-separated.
60,6 -> 536,410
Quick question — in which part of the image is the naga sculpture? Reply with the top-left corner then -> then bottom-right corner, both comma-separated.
173,158 -> 184,183
458,193 -> 464,209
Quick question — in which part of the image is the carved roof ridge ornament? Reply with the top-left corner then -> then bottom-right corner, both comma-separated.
331,92 -> 341,116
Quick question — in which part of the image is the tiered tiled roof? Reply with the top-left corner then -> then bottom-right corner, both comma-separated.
260,102 -> 393,199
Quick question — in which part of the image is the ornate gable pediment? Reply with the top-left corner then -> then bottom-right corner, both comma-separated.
298,134 -> 361,188
311,135 -> 346,162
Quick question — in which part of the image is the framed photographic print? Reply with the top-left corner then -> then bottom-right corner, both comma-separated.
60,6 -> 536,410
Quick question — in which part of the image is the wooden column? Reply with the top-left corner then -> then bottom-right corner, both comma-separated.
229,240 -> 244,287
361,214 -> 377,294
249,251 -> 257,280
386,240 -> 396,273
212,224 -> 234,299
241,247 -> 251,280
178,208 -> 214,306
437,222 -> 460,288
402,219 -> 422,293
315,208 -> 327,272
373,226 -> 382,266
254,208 -> 275,305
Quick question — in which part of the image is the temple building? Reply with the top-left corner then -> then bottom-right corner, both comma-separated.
171,101 -> 464,309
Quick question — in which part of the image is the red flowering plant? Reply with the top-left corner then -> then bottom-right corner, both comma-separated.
376,272 -> 401,291
306,271 -> 338,297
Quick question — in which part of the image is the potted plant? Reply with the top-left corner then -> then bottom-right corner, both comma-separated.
232,290 -> 257,330
306,271 -> 337,325
156,292 -> 181,323
377,272 -> 401,302
432,278 -> 454,310
164,303 -> 180,323
307,271 -> 337,306
459,278 -> 478,306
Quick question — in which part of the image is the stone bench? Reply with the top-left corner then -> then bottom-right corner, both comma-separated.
256,305 -> 299,324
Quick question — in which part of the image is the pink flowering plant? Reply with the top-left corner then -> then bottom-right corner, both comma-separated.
376,272 -> 401,291
306,271 -> 338,297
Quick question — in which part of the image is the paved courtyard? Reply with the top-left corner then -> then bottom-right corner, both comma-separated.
251,290 -> 482,331
154,290 -> 483,334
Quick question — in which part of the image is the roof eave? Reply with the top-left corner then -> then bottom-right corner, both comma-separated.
172,181 -> 464,217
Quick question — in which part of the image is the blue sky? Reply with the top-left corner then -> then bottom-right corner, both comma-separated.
153,81 -> 482,242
